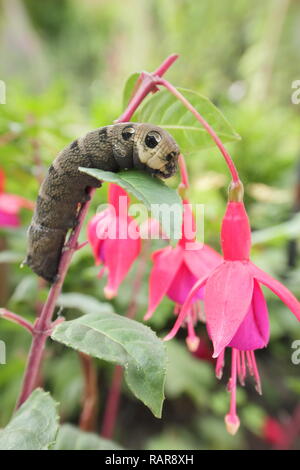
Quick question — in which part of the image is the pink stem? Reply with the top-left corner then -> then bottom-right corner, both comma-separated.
16,188 -> 96,408
116,55 -> 179,123
156,78 -> 240,183
178,154 -> 189,189
101,365 -> 123,439
0,308 -> 34,334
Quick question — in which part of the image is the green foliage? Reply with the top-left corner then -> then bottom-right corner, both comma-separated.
0,389 -> 59,450
51,312 -> 167,418
54,424 -> 123,450
165,340 -> 214,407
136,88 -> 240,152
123,72 -> 141,108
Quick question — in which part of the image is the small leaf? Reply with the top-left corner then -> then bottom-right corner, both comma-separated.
0,250 -> 23,264
51,312 -> 167,418
10,275 -> 38,304
79,168 -> 182,240
54,424 -> 123,450
122,72 -> 141,109
0,389 -> 59,450
57,293 -> 114,315
137,87 -> 240,152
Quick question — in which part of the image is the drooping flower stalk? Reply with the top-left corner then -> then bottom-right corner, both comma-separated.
155,78 -> 240,184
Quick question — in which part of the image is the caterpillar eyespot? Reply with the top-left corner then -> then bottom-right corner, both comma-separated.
24,122 -> 179,283
145,131 -> 161,148
121,126 -> 135,141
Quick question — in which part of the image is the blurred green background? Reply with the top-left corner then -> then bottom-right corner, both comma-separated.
0,0 -> 300,450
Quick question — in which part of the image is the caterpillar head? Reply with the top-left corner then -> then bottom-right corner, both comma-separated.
116,123 -> 179,178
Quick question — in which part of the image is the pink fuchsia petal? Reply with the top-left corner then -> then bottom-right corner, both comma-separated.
139,218 -> 168,240
108,183 -> 129,217
0,210 -> 20,227
103,216 -> 141,298
87,210 -> 112,264
164,273 -> 209,341
228,280 -> 270,351
221,202 -> 251,261
167,261 -> 203,304
144,245 -> 184,320
250,263 -> 300,322
0,194 -> 34,213
184,243 -> 222,280
205,261 -> 254,358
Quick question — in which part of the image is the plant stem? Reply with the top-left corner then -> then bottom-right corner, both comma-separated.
116,54 -> 178,123
16,188 -> 96,408
0,308 -> 34,334
156,78 -> 240,183
178,153 -> 189,189
101,365 -> 123,439
79,352 -> 99,432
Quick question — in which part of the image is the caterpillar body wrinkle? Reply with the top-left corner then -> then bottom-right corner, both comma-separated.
24,123 -> 179,283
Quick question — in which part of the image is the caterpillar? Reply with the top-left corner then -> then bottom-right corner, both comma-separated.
24,123 -> 179,283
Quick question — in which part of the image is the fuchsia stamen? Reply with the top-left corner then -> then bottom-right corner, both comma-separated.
225,349 -> 240,435
186,315 -> 200,352
250,351 -> 262,395
215,349 -> 225,380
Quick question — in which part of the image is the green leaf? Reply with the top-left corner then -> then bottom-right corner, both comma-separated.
252,213 -> 300,245
57,293 -> 114,315
165,339 -> 214,407
136,87 -> 240,152
54,424 -> 123,450
51,312 -> 167,418
122,72 -> 141,109
0,389 -> 59,450
0,250 -> 23,264
79,168 -> 182,240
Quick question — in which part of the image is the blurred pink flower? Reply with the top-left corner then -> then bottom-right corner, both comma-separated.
262,417 -> 287,448
0,169 -> 34,228
145,200 -> 222,350
166,191 -> 300,435
87,183 -> 141,299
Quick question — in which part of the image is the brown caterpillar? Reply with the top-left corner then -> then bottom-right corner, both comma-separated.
24,123 -> 179,283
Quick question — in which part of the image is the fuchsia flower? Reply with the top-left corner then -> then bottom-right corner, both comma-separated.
165,182 -> 300,435
145,200 -> 222,350
0,169 -> 34,228
87,183 -> 141,299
